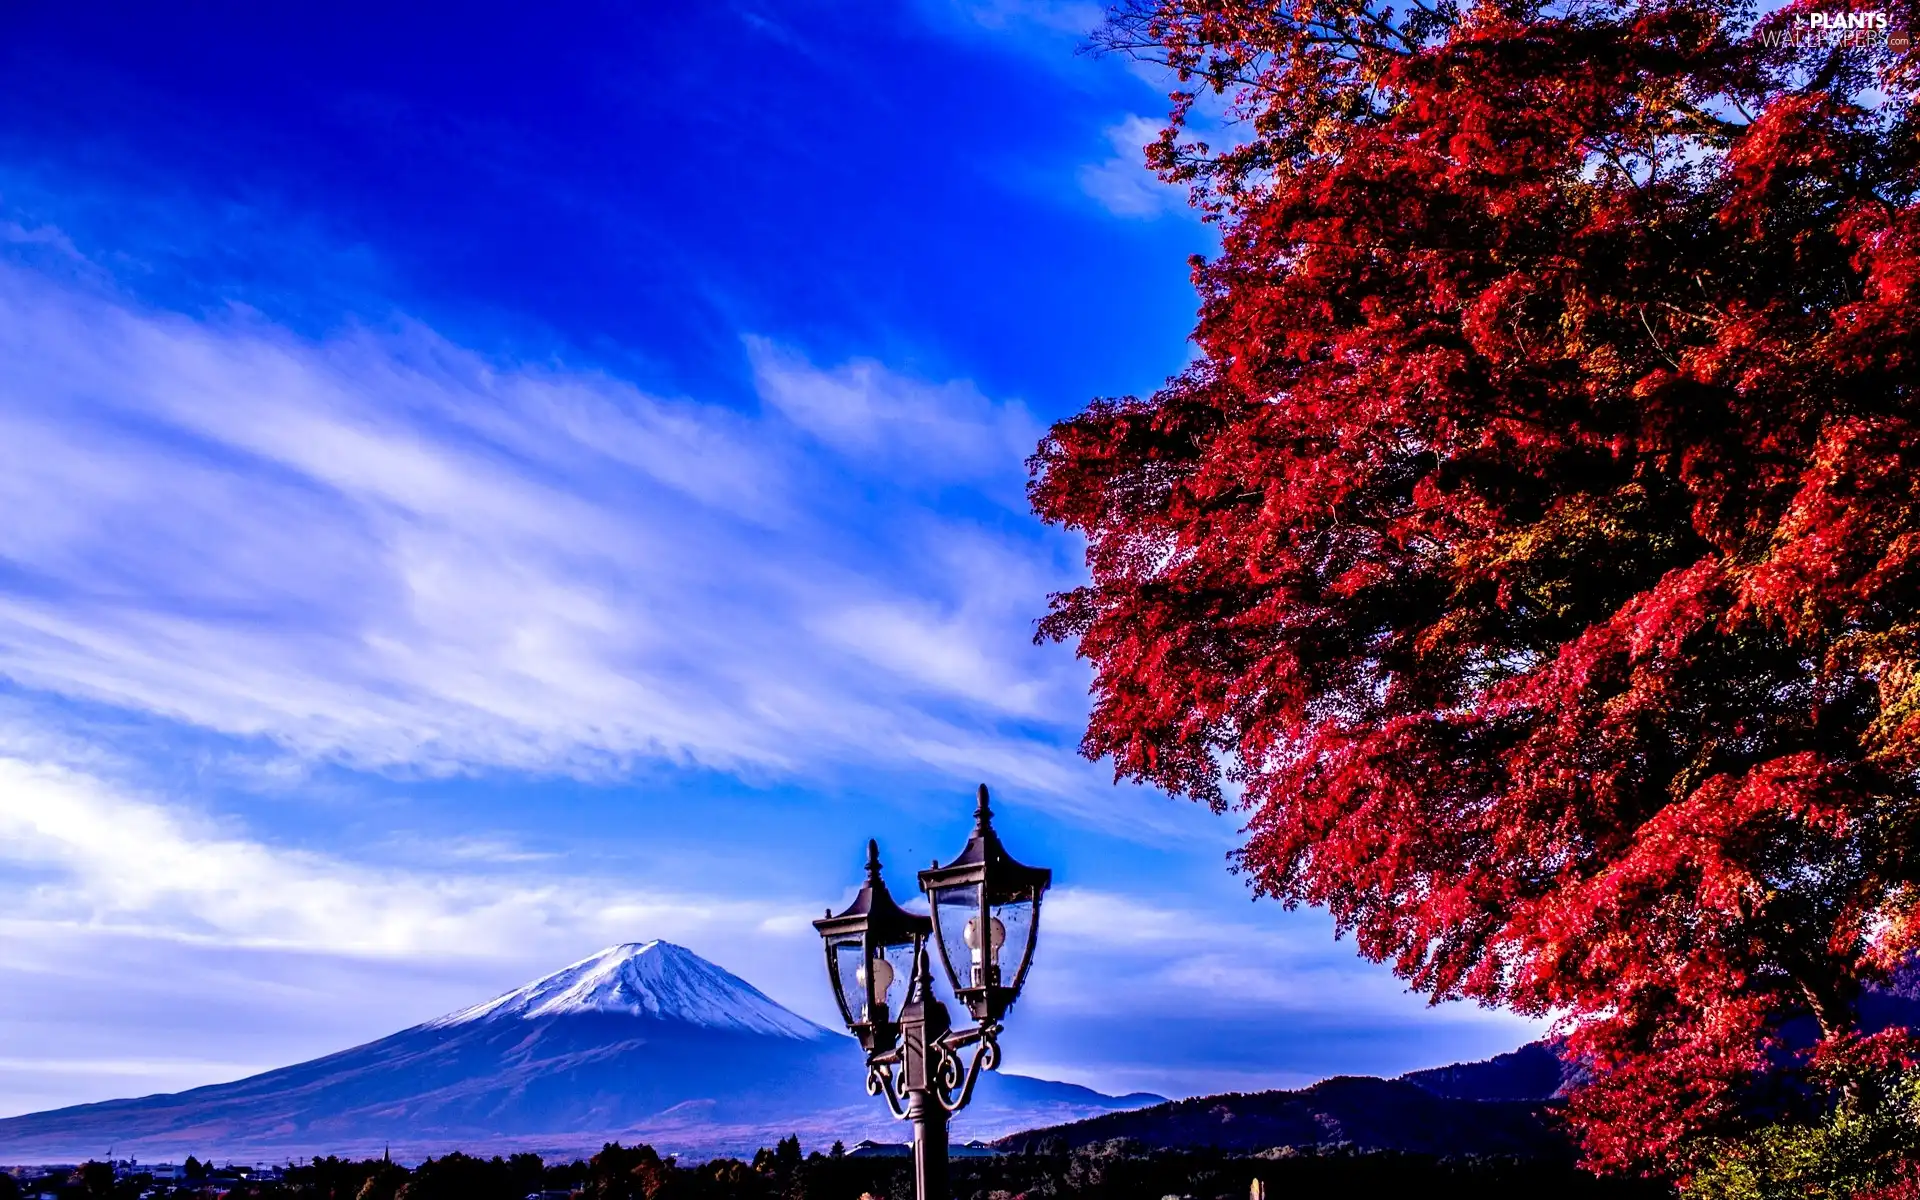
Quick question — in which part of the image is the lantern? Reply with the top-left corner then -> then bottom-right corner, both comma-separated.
918,785 -> 1052,1023
814,839 -> 933,1051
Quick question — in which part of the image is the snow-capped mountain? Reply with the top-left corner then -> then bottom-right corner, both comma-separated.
0,941 -> 1161,1163
427,942 -> 829,1040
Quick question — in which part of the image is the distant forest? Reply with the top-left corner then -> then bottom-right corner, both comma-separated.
6,1136 -> 1676,1200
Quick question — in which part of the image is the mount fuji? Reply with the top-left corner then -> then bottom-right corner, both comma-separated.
424,942 -> 829,1039
0,942 -> 1161,1162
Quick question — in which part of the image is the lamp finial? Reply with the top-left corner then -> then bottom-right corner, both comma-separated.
913,940 -> 935,1001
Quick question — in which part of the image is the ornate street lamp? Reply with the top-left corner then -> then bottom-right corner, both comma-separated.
814,785 -> 1053,1200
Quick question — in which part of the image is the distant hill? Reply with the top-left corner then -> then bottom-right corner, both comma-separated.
992,1075 -> 1568,1159
1400,1041 -> 1582,1102
1011,984 -> 1920,1164
1397,981 -> 1920,1107
0,942 -> 1160,1163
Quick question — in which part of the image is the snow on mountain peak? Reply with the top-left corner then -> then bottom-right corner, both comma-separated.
426,941 -> 833,1040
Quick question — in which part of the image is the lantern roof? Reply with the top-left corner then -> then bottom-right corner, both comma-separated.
814,840 -> 933,943
919,785 -> 1053,897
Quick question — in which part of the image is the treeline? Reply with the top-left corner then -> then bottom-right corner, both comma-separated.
16,1136 -> 1679,1200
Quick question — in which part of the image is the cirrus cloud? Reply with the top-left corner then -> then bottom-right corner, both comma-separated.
0,265 -> 1156,827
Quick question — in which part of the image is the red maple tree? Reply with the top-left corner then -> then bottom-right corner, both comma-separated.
1033,0 -> 1920,1175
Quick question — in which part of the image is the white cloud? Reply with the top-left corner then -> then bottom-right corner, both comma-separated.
746,335 -> 1038,483
0,754 -> 769,960
1009,886 -> 1547,1096
1036,887 -> 1517,1019
1078,114 -> 1186,219
953,0 -> 1106,36
0,265 -> 1145,825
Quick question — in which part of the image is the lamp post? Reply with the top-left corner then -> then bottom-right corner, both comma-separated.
814,785 -> 1052,1200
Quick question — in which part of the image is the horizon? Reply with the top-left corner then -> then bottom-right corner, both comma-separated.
0,0 -> 1540,1121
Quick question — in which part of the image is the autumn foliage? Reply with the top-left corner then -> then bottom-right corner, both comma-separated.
1033,0 -> 1920,1177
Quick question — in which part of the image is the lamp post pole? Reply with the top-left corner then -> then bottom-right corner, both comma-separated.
905,1088 -> 948,1200
814,785 -> 1051,1200
897,950 -> 951,1200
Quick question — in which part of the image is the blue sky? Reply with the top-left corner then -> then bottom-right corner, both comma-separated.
0,0 -> 1537,1121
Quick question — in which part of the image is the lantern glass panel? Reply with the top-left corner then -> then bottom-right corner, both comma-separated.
878,939 -> 918,1009
827,934 -> 866,1023
991,895 -> 1036,985
932,882 -> 982,987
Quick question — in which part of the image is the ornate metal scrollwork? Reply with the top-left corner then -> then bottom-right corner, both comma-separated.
933,1022 -> 999,1114
861,1021 -> 1003,1121
936,1041 -> 964,1095
867,1055 -> 909,1119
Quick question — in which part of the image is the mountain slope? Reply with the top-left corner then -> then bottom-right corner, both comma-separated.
1398,983 -> 1920,1107
1400,1042 -> 1581,1102
0,942 -> 1158,1162
993,1077 -> 1567,1160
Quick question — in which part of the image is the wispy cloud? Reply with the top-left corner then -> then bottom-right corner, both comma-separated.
1037,888 -> 1525,1021
943,0 -> 1107,39
0,265 -> 1143,824
1079,115 -> 1187,219
0,754 -> 769,961
748,336 -> 1038,485
1014,887 -> 1547,1096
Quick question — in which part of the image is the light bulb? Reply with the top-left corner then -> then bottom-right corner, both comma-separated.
962,916 -> 1007,987
962,916 -> 1006,951
855,956 -> 894,1016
